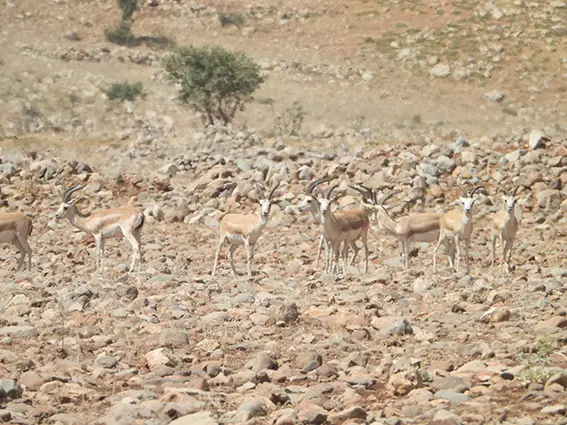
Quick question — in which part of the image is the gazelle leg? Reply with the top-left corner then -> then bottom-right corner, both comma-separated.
122,230 -> 140,273
433,232 -> 444,271
94,234 -> 102,272
244,238 -> 254,277
503,240 -> 513,274
133,229 -> 143,272
315,235 -> 324,269
454,236 -> 461,272
228,243 -> 238,275
14,239 -> 25,271
349,241 -> 360,266
362,235 -> 369,273
211,236 -> 225,276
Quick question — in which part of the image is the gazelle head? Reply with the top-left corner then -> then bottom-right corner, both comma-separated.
56,184 -> 86,220
458,183 -> 485,214
350,183 -> 401,222
254,181 -> 281,221
313,181 -> 342,217
298,178 -> 328,214
499,182 -> 519,213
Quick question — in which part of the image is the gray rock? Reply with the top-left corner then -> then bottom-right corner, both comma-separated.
96,355 -> 118,369
389,318 -> 413,336
528,129 -> 548,149
435,389 -> 470,404
0,379 -> 23,399
169,411 -> 218,425
429,63 -> 450,77
159,329 -> 190,347
0,326 -> 39,339
484,90 -> 504,102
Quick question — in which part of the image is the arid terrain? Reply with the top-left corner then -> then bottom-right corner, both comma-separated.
1,0 -> 567,424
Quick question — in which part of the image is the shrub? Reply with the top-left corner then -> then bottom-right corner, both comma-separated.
163,45 -> 265,126
218,12 -> 245,28
104,21 -> 139,46
118,0 -> 138,21
103,81 -> 145,102
274,101 -> 305,136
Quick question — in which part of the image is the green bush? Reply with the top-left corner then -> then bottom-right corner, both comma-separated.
118,0 -> 138,21
103,81 -> 145,102
163,45 -> 265,126
104,21 -> 139,46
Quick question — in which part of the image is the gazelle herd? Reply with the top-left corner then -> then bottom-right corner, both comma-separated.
0,178 -> 520,277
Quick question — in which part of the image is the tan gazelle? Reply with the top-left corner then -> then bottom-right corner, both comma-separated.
490,182 -> 520,274
0,212 -> 33,271
211,181 -> 281,277
55,184 -> 145,273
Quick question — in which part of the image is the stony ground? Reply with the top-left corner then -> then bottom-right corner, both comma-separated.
1,0 -> 567,425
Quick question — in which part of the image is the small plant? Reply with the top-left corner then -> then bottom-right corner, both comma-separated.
218,12 -> 245,28
163,45 -> 265,126
103,81 -> 145,102
117,0 -> 138,21
517,336 -> 557,384
274,101 -> 305,137
105,21 -> 139,46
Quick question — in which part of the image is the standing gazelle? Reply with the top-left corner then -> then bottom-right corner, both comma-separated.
55,184 -> 145,273
433,184 -> 484,274
0,212 -> 33,271
490,183 -> 520,274
356,184 -> 455,268
298,178 -> 360,271
211,181 -> 281,277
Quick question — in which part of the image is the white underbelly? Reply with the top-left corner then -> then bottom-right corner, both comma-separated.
101,226 -> 124,239
226,234 -> 245,245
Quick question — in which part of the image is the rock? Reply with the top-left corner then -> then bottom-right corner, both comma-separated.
169,411 -> 219,425
145,348 -> 177,370
19,371 -> 43,391
431,409 -> 463,425
237,399 -> 267,420
541,404 -> 567,415
386,370 -> 422,396
535,316 -> 567,332
0,326 -> 39,339
96,355 -> 118,368
160,163 -> 178,177
362,71 -> 374,81
435,389 -> 470,404
296,350 -> 323,372
389,318 -> 413,336
63,31 -> 80,41
0,380 -> 23,399
528,129 -> 548,149
479,307 -> 511,323
429,63 -> 451,77
484,90 -> 504,102
159,329 -> 190,347
327,406 -> 367,423
247,352 -> 278,372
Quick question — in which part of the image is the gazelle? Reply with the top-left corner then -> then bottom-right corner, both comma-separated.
433,184 -> 484,274
355,184 -> 455,267
312,181 -> 370,274
211,181 -> 281,277
297,178 -> 359,271
490,182 -> 520,274
0,212 -> 33,271
55,184 -> 145,273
